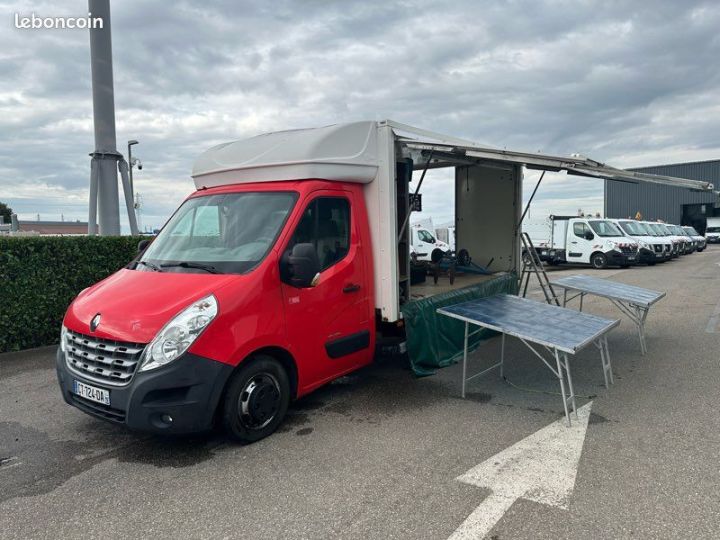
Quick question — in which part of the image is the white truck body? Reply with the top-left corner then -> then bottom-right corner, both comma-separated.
192,120 -> 714,322
705,217 -> 720,243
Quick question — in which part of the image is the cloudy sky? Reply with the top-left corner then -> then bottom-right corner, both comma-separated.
1,0 -> 719,232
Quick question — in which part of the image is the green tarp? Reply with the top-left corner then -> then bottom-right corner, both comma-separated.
402,273 -> 518,376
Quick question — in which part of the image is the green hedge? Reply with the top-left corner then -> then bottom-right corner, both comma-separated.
0,236 -> 140,352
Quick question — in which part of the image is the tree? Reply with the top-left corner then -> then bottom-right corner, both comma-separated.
0,201 -> 12,224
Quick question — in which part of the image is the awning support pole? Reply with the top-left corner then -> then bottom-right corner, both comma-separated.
397,150 -> 434,243
517,170 -> 545,230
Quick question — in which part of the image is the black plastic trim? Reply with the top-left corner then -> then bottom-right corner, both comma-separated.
325,330 -> 370,359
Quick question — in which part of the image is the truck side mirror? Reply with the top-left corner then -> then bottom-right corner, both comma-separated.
584,231 -> 595,241
137,239 -> 151,253
283,243 -> 320,288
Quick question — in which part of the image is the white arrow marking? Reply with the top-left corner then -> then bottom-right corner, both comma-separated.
449,402 -> 593,540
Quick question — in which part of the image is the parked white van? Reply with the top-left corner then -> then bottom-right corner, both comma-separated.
706,217 -> 720,244
683,226 -> 706,252
611,219 -> 671,265
409,224 -> 451,262
531,216 -> 638,269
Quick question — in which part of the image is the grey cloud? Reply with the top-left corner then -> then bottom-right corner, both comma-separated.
1,0 -> 718,229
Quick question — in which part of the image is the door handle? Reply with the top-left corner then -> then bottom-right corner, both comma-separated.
343,283 -> 361,293
571,241 -> 578,244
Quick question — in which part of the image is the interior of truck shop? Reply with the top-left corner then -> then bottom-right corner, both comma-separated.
393,142 -> 523,376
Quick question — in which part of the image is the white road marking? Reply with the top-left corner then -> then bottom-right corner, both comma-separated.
449,402 -> 593,540
705,299 -> 720,333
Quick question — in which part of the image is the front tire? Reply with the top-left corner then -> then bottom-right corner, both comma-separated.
591,252 -> 608,269
222,355 -> 290,443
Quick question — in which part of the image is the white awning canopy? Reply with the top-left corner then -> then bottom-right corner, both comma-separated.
192,120 -> 715,192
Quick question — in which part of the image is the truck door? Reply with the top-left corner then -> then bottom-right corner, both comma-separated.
280,191 -> 372,388
568,220 -> 593,264
414,228 -> 436,261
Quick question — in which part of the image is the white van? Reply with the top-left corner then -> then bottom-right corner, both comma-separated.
612,219 -> 672,264
705,217 -> 720,244
409,224 -> 451,262
682,226 -> 706,252
532,216 -> 638,269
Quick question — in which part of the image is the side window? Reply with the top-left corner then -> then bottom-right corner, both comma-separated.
289,197 -> 351,271
573,222 -> 587,238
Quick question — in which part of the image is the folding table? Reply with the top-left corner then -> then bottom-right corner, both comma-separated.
437,294 -> 619,426
551,274 -> 665,355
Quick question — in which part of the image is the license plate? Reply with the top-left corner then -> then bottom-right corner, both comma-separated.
628,256 -> 635,261
73,380 -> 110,406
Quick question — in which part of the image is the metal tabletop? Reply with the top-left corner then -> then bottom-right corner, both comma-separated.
437,294 -> 619,354
550,275 -> 665,308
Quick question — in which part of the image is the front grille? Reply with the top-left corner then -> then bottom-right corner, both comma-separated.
65,329 -> 145,386
70,393 -> 126,423
653,244 -> 663,253
619,245 -> 636,254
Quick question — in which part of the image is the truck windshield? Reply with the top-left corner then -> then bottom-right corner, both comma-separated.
647,223 -> 666,236
137,192 -> 297,274
683,226 -> 699,235
618,221 -> 645,236
636,223 -> 657,236
588,220 -> 623,237
671,225 -> 688,236
707,226 -> 720,233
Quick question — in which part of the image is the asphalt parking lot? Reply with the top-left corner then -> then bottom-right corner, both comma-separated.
2,248 -> 720,539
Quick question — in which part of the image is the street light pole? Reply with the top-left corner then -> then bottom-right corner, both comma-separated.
127,139 -> 138,197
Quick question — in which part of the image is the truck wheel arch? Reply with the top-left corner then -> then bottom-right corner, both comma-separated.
590,251 -> 607,269
226,346 -> 299,400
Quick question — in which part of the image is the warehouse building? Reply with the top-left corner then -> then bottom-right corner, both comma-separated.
604,159 -> 720,234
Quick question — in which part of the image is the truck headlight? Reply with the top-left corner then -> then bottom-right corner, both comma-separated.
60,325 -> 67,352
638,241 -> 649,249
139,294 -> 218,372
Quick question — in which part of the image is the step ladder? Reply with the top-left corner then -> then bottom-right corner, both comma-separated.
519,233 -> 560,306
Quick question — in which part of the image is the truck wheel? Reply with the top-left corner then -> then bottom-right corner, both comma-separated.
222,355 -> 290,443
591,252 -> 608,269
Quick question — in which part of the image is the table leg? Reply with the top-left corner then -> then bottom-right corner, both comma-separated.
462,321 -> 469,399
500,333 -> 505,378
563,289 -> 567,307
604,336 -> 614,384
563,352 -> 578,419
554,348 -> 572,427
579,292 -> 584,312
637,307 -> 649,355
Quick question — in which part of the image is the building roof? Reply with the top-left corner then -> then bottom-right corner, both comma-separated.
18,220 -> 88,235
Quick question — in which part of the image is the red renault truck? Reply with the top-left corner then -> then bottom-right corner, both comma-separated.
56,120 -> 713,442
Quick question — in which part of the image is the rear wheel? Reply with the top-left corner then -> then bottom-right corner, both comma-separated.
591,252 -> 608,269
222,355 -> 290,443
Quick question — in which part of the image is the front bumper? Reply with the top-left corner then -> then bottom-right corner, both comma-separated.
607,250 -> 637,266
56,347 -> 234,435
637,248 -> 660,264
707,236 -> 720,244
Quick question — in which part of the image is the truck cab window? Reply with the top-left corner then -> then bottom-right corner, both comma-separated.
418,230 -> 435,243
289,197 -> 350,271
573,222 -> 588,237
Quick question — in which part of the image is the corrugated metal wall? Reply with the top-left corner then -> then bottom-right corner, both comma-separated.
604,159 -> 720,223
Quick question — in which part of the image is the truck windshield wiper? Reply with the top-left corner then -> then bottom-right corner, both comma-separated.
137,260 -> 163,272
160,261 -> 219,274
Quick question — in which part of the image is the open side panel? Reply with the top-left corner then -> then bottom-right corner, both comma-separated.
455,164 -> 521,273
363,124 -> 400,322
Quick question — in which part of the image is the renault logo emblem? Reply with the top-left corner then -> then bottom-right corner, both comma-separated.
90,313 -> 101,332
